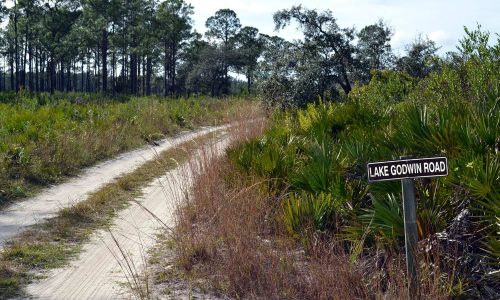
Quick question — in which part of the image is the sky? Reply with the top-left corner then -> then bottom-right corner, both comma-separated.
3,0 -> 498,55
188,0 -> 500,55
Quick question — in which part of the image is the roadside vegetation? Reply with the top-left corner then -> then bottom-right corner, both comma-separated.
0,128 -> 228,298
159,27 -> 499,299
0,93 -> 239,205
0,0 -> 497,298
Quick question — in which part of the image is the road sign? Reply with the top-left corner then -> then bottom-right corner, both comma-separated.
367,156 -> 449,299
367,156 -> 448,182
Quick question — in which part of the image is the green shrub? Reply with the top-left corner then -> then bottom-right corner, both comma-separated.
291,139 -> 342,194
361,194 -> 404,247
283,192 -> 338,235
349,69 -> 417,114
0,95 -> 235,204
227,25 -> 499,297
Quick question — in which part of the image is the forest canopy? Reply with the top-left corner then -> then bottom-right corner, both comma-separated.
0,1 -> 496,106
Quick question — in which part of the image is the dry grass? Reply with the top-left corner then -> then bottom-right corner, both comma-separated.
0,129 -> 224,298
152,107 -> 451,300
170,156 -> 378,299
0,96 -> 244,206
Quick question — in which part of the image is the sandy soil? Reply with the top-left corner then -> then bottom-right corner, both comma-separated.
25,135 -> 230,299
0,126 -> 224,248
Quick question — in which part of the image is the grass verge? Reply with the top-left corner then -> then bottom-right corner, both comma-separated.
0,95 -> 247,205
150,119 -> 452,299
0,129 -> 224,298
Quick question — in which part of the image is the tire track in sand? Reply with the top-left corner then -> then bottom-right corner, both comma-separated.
26,135 -> 230,299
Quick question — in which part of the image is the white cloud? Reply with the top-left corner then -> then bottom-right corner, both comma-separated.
4,0 -> 499,55
428,30 -> 450,44
188,0 -> 499,54
391,30 -> 412,53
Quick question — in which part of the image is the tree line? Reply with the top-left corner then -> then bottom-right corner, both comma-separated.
0,1 -> 442,99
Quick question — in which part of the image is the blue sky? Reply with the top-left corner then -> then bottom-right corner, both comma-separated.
188,0 -> 500,55
3,0 -> 498,55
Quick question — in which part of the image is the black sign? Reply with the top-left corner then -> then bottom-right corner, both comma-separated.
367,157 -> 448,182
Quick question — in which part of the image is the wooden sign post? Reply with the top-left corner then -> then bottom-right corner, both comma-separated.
367,156 -> 448,299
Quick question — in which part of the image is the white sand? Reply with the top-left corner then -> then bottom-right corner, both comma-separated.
26,135 -> 229,299
0,126 -> 225,248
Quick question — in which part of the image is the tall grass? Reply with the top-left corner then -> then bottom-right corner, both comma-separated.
161,26 -> 499,299
0,94 -> 241,204
168,126 -> 450,299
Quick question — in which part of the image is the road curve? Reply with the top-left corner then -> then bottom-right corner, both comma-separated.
0,126 -> 225,248
26,134 -> 230,299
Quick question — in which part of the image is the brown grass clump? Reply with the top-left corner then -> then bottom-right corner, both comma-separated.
172,155 -> 376,299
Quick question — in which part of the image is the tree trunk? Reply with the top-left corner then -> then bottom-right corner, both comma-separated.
96,48 -> 100,92
35,47 -> 39,92
101,29 -> 108,93
14,1 -> 19,93
60,59 -> 65,92
112,49 -> 116,94
86,54 -> 91,92
247,70 -> 251,93
142,56 -> 146,96
22,26 -> 28,89
340,66 -> 352,94
130,53 -> 137,94
1,57 -> 4,91
137,55 -> 141,94
164,41 -> 168,97
2,57 -> 5,91
67,63 -> 71,91
146,56 -> 152,96
49,54 -> 55,94
40,52 -> 45,92
111,26 -> 116,94
171,44 -> 177,96
81,60 -> 84,92
10,54 -> 14,91
72,61 -> 77,91
28,42 -> 33,91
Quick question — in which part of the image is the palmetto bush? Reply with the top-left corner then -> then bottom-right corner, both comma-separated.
463,155 -> 500,261
361,194 -> 404,247
227,26 -> 499,297
290,139 -> 343,194
283,192 -> 338,235
227,122 -> 301,191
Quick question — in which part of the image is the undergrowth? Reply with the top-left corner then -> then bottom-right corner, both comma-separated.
161,27 -> 499,299
0,94 -> 242,205
0,131 -> 222,298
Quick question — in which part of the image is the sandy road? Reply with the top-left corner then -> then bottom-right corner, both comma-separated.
0,126 -> 225,248
25,134 -> 230,299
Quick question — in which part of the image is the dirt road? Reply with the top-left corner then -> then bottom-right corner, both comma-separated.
25,134 -> 230,299
0,126 -> 224,248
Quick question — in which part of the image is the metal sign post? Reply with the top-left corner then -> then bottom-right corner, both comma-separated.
367,156 -> 448,299
402,177 -> 418,298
